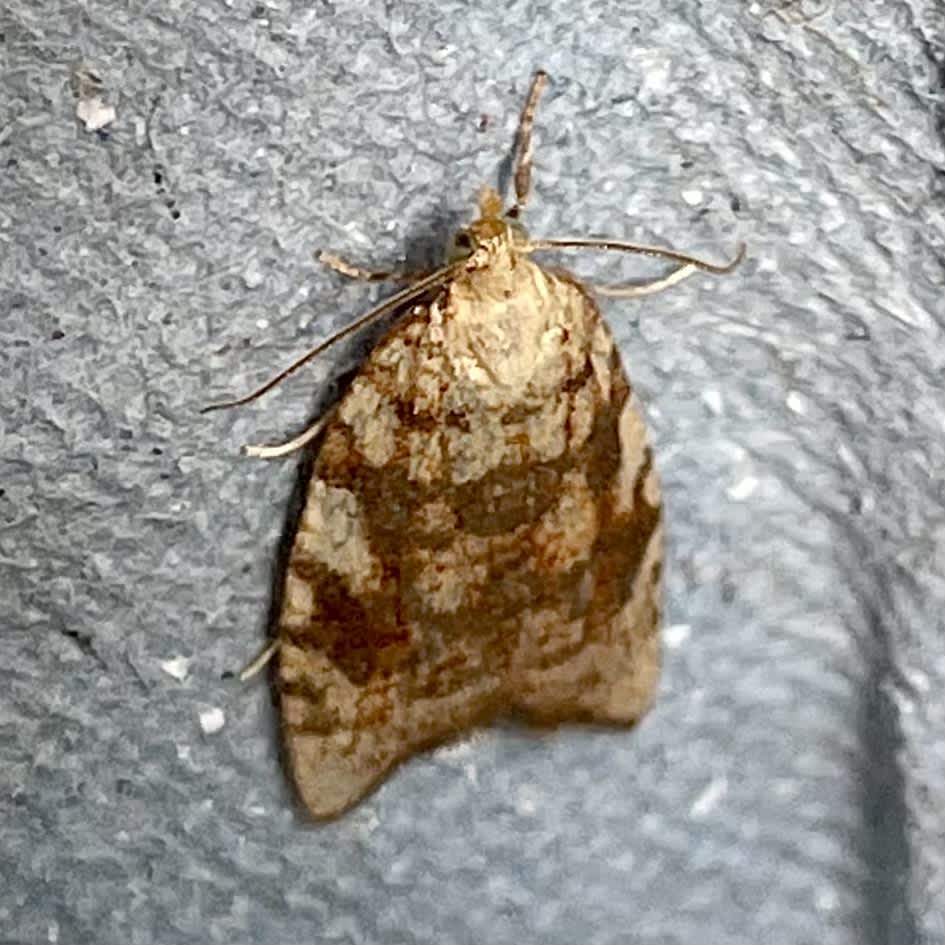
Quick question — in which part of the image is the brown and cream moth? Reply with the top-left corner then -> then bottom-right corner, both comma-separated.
206,71 -> 743,819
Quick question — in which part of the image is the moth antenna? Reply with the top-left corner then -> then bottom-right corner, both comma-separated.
200,262 -> 460,414
238,639 -> 280,682
525,238 -> 746,274
318,250 -> 428,284
592,263 -> 698,298
508,69 -> 548,219
243,413 -> 330,459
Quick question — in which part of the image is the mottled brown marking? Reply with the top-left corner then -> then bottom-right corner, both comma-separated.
269,75 -> 669,820
275,260 -> 663,815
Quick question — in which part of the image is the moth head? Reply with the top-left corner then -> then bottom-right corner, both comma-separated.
447,186 -> 529,267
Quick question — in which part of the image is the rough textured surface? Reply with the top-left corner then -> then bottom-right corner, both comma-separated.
1,1 -> 943,943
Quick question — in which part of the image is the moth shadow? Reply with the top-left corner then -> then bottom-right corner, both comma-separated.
399,203 -> 467,272
495,134 -> 517,208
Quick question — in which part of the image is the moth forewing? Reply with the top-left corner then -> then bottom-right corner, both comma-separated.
278,249 -> 665,818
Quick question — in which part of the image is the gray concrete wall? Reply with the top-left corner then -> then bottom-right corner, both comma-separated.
2,2 -> 943,942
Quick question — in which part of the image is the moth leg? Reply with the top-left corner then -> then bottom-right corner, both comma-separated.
317,250 -> 429,284
243,413 -> 330,459
238,639 -> 280,681
508,70 -> 549,218
591,263 -> 697,298
201,263 -> 458,414
526,238 -> 746,274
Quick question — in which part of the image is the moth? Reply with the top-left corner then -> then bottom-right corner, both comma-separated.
205,71 -> 742,819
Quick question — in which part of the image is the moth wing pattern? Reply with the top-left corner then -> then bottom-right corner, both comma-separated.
277,254 -> 663,818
